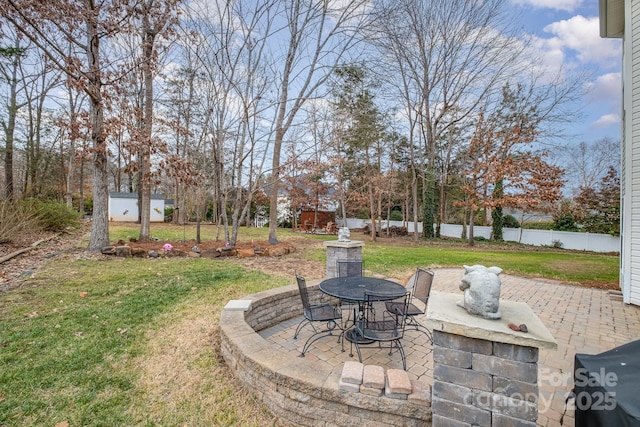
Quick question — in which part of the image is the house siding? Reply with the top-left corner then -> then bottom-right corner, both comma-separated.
625,0 -> 640,305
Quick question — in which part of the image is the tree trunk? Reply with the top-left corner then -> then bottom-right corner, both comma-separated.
88,92 -> 110,250
4,107 -> 16,202
268,125 -> 285,243
138,20 -> 155,242
422,167 -> 436,238
3,50 -> 19,202
65,129 -> 76,209
491,179 -> 504,241
86,13 -> 110,251
468,208 -> 475,247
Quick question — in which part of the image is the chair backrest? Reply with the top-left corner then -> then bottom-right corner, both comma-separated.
363,291 -> 410,339
337,260 -> 364,277
412,268 -> 434,304
295,271 -> 311,311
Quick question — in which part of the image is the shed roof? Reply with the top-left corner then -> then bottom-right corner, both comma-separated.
109,192 -> 165,200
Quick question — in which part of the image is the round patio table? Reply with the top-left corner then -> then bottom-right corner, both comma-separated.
319,276 -> 407,344
319,276 -> 407,303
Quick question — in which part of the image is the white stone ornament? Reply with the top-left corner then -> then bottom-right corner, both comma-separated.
338,227 -> 351,242
457,265 -> 503,319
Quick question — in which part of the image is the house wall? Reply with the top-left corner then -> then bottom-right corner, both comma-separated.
623,0 -> 640,305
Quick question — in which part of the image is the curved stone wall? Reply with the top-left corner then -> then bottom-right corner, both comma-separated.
219,279 -> 432,426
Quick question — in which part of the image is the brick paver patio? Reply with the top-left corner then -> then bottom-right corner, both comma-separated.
259,268 -> 640,426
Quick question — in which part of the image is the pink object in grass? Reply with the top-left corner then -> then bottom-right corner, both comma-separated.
162,243 -> 173,251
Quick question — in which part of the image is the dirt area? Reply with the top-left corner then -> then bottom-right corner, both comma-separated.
124,236 -> 327,280
0,221 -> 619,291
0,223 -> 327,292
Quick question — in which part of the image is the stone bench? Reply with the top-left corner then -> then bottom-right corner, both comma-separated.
219,280 -> 433,426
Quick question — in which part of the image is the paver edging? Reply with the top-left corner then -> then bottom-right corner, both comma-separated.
219,281 -> 432,426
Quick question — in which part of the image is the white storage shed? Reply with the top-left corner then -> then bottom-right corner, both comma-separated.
108,192 -> 166,222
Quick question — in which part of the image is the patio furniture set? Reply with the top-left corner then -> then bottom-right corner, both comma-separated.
294,261 -> 434,370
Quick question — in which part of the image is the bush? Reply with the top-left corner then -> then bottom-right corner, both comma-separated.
164,207 -> 174,222
389,210 -> 403,221
32,200 -> 81,232
502,215 -> 520,228
522,221 -> 553,230
552,214 -> 579,232
0,200 -> 41,243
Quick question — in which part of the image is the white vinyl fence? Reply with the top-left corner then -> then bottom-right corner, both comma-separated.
336,219 -> 620,253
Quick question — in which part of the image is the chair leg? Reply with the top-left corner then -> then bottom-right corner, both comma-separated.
300,332 -> 329,357
340,302 -> 356,328
293,318 -> 311,339
406,316 -> 433,344
299,319 -> 340,357
421,326 -> 433,344
394,339 -> 407,370
293,320 -> 344,357
353,339 -> 363,363
349,337 -> 354,357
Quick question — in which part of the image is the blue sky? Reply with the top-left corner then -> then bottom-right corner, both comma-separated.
507,0 -> 622,145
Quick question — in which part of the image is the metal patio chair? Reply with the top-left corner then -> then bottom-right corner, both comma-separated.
293,272 -> 343,357
352,291 -> 410,370
337,260 -> 364,277
385,267 -> 434,343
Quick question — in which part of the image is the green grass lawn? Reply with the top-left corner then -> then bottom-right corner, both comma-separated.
0,224 -> 620,426
0,254 -> 288,426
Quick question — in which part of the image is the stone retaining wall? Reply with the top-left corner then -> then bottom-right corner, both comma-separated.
324,240 -> 364,278
425,291 -> 557,427
219,280 -> 432,426
432,331 -> 539,426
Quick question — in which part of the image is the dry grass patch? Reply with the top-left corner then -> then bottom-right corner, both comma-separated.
129,300 -> 290,427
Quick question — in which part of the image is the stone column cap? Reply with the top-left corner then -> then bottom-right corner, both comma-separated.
323,240 -> 365,248
426,291 -> 557,350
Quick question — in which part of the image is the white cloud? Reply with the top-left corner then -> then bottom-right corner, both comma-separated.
591,114 -> 621,128
543,15 -> 621,67
527,34 -> 567,78
585,72 -> 622,103
510,0 -> 583,12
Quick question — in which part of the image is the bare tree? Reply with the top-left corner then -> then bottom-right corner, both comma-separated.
265,0 -> 369,243
0,26 -> 31,201
460,85 -> 566,246
133,0 -> 179,242
0,0 -> 140,250
563,137 -> 620,196
370,0 -> 528,238
22,54 -> 63,196
178,0 -> 276,245
58,74 -> 87,209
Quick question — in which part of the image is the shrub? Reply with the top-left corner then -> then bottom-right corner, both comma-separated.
0,200 -> 41,243
164,207 -> 174,222
389,210 -> 403,221
502,215 -> 520,228
552,214 -> 579,232
522,221 -> 553,230
84,198 -> 93,216
32,200 -> 81,232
